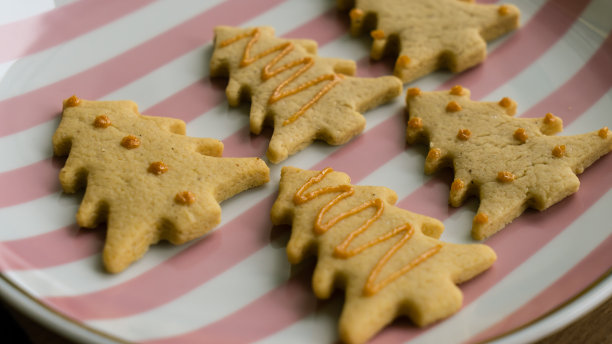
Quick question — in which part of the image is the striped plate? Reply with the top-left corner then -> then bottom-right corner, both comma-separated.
0,0 -> 611,343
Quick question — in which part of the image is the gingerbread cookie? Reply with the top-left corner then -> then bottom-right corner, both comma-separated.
338,0 -> 520,82
405,86 -> 612,240
271,166 -> 496,344
53,96 -> 270,273
210,26 -> 402,163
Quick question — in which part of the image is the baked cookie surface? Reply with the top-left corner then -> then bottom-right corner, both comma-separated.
405,87 -> 612,239
53,96 -> 270,273
338,0 -> 520,82
271,166 -> 496,344
210,26 -> 402,163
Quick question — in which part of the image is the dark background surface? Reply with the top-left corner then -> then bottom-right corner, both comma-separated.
2,295 -> 611,344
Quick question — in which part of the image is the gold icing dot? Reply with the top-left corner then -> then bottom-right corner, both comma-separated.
407,87 -> 421,97
407,117 -> 423,129
552,145 -> 566,158
446,101 -> 462,112
499,97 -> 513,108
514,128 -> 528,143
457,128 -> 471,141
544,112 -> 557,124
498,5 -> 510,15
474,213 -> 489,224
148,161 -> 169,175
497,171 -> 516,183
175,191 -> 196,205
349,8 -> 364,20
426,148 -> 441,161
121,135 -> 141,149
93,115 -> 111,128
451,179 -> 464,192
599,127 -> 609,138
63,95 -> 81,109
371,29 -> 385,40
450,85 -> 464,96
397,55 -> 411,67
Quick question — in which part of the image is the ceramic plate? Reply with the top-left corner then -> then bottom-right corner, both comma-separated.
1,0 -> 611,343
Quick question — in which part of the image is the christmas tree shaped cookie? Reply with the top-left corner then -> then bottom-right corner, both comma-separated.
271,166 -> 496,344
53,96 -> 270,273
405,86 -> 612,240
338,0 -> 520,83
210,26 -> 402,163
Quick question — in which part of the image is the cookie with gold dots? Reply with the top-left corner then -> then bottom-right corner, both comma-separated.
338,0 -> 520,83
405,87 -> 612,240
53,96 -> 270,273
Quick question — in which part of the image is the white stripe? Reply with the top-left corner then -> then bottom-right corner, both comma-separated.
0,192 -> 79,241
0,119 -> 58,174
0,59 -> 16,83
491,275 -> 612,344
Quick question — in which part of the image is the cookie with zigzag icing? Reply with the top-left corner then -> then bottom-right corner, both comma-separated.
210,26 -> 402,163
271,166 -> 496,344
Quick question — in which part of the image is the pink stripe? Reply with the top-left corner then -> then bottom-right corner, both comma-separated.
0,0 -> 154,62
396,171 -> 457,219
468,233 -> 612,343
0,0 -> 286,138
0,158 -> 60,208
0,225 -> 103,271
145,274 -> 317,344
16,0 -> 596,321
313,108 -> 407,175
143,78 -> 228,123
440,0 -> 590,100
